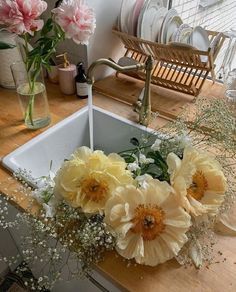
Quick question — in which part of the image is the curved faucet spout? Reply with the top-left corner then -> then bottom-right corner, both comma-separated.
86,56 -> 153,126
87,58 -> 145,84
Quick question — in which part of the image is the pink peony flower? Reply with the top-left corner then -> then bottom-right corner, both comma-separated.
52,0 -> 96,45
0,0 -> 47,35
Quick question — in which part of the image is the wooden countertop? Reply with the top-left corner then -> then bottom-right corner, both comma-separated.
0,75 -> 236,292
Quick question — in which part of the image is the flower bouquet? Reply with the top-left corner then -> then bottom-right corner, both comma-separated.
1,96 -> 236,290
0,0 -> 96,129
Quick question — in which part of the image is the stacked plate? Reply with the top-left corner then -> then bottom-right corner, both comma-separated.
118,0 -> 212,54
118,0 -> 183,43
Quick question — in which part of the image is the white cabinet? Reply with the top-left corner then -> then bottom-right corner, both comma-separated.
0,199 -> 22,276
0,228 -> 19,276
0,198 -> 122,291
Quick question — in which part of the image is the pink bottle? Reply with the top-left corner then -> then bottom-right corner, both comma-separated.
57,53 -> 77,95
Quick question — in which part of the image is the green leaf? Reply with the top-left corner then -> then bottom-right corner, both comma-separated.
36,36 -> 51,44
146,151 -> 170,181
140,164 -> 150,174
41,18 -> 53,36
120,153 -> 136,164
28,46 -> 41,57
147,151 -> 166,165
26,57 -> 35,72
42,40 -> 55,54
0,41 -> 15,50
42,61 -> 50,71
54,22 -> 65,39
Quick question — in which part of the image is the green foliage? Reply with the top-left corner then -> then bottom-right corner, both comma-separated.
146,151 -> 170,181
25,17 -> 65,74
0,41 -> 15,50
120,141 -> 170,182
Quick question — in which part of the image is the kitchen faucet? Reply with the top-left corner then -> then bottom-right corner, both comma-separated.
87,55 -> 153,126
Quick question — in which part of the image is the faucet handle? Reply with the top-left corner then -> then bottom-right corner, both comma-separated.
133,100 -> 142,113
133,88 -> 144,113
118,57 -> 140,67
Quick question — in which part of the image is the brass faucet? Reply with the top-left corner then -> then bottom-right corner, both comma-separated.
87,56 -> 153,126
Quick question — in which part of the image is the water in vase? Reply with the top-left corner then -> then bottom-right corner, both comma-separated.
17,82 -> 51,129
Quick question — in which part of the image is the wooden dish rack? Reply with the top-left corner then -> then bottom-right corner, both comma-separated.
113,29 -> 226,96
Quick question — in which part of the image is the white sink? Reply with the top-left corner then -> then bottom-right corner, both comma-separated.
2,105 -> 150,291
2,106 -> 155,182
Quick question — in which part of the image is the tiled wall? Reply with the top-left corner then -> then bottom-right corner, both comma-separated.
171,0 -> 236,75
171,0 -> 235,30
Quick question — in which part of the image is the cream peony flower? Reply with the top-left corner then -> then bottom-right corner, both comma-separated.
54,146 -> 133,213
105,179 -> 191,266
167,146 -> 227,217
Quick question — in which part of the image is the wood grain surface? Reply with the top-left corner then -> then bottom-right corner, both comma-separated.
0,76 -> 235,292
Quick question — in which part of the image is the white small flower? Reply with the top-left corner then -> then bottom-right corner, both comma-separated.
139,154 -> 154,164
127,161 -> 140,172
36,171 -> 55,188
151,138 -> 162,151
43,198 -> 58,218
176,131 -> 191,148
32,189 -> 44,204
135,174 -> 153,189
49,171 -> 55,180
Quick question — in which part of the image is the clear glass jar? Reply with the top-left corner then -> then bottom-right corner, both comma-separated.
225,69 -> 236,90
11,61 -> 51,129
225,89 -> 236,132
218,29 -> 236,83
225,90 -> 236,114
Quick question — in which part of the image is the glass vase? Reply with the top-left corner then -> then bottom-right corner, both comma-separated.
11,61 -> 51,129
225,89 -> 236,132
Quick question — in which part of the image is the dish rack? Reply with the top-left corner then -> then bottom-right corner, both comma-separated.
113,29 -> 226,96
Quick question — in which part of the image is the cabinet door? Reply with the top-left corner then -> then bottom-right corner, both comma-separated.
1,199 -> 122,291
0,228 -> 22,276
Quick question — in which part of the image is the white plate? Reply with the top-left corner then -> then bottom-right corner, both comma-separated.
172,23 -> 192,43
159,8 -> 178,44
119,0 -> 136,34
140,6 -> 167,42
155,7 -> 168,42
189,26 -> 210,51
137,0 -> 149,37
130,0 -> 145,36
139,0 -> 164,41
209,32 -> 223,55
137,0 -> 149,38
189,26 -> 210,62
165,15 -> 183,44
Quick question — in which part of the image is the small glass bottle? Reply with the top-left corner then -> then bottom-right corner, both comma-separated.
75,62 -> 88,99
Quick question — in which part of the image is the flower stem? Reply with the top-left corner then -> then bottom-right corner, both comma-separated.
23,33 -> 35,127
24,80 -> 35,126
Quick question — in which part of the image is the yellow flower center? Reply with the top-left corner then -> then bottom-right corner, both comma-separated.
131,204 -> 165,241
81,178 -> 108,203
187,171 -> 208,201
